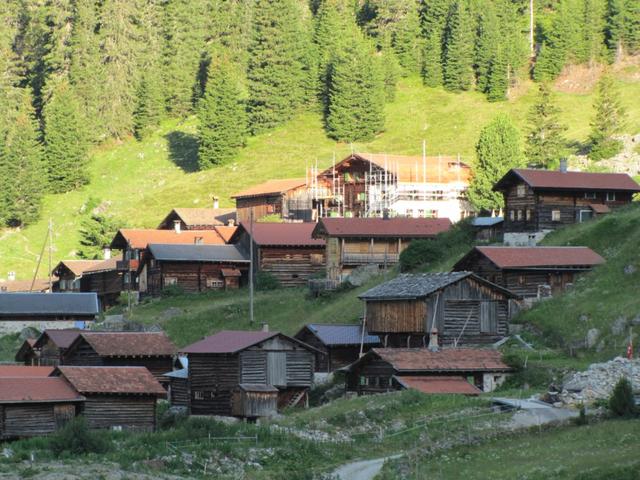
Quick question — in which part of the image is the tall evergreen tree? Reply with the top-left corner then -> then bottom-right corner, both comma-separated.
589,73 -> 627,160
391,0 -> 423,74
486,44 -> 509,101
525,83 -> 568,168
43,80 -> 89,192
475,2 -> 499,93
467,114 -> 524,212
442,0 -> 474,92
420,0 -> 450,87
381,50 -> 400,102
197,59 -> 247,169
578,0 -> 606,64
605,0 -> 640,60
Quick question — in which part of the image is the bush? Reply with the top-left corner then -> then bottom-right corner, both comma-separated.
51,416 -> 110,457
162,284 -> 185,297
589,138 -> 623,161
608,377 -> 636,417
256,271 -> 280,291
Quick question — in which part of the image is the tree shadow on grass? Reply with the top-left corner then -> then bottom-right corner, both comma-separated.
165,131 -> 200,173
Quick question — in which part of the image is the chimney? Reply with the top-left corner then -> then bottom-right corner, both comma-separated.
428,327 -> 439,352
559,159 -> 568,173
262,323 -> 269,332
7,271 -> 16,282
103,247 -> 111,260
173,219 -> 181,234
213,196 -> 220,209
227,219 -> 235,227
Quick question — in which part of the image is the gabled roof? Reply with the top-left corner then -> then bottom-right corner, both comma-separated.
0,366 -> 54,377
70,332 -> 176,357
34,329 -> 82,350
158,208 -> 237,229
313,217 -> 452,239
53,259 -> 104,277
56,366 -> 166,396
0,377 -> 84,403
231,178 -> 307,199
393,375 -> 482,395
231,222 -> 326,247
456,246 -> 606,270
214,226 -> 238,243
147,244 -> 249,263
494,168 -> 640,192
359,272 -> 518,300
0,279 -> 52,293
110,229 -> 226,250
14,338 -> 37,362
350,348 -> 511,373
0,293 -> 99,316
182,330 -> 319,354
83,255 -> 122,274
297,324 -> 380,347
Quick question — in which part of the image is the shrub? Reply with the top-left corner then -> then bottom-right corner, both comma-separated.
608,377 -> 636,417
256,271 -> 280,291
162,284 -> 185,297
51,416 -> 110,456
589,138 -> 623,161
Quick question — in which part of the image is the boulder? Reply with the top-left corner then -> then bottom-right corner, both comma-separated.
586,328 -> 600,348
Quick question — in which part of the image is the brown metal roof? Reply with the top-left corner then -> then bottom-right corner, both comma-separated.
589,203 -> 611,214
34,329 -> 82,350
158,208 -> 236,228
394,375 -> 482,395
54,260 -> 104,276
0,278 -> 52,293
314,217 -> 452,238
0,366 -> 55,377
83,255 -> 123,274
182,330 -> 279,354
0,377 -> 84,403
110,229 -> 226,249
56,366 -> 166,396
369,348 -> 511,372
77,332 -> 176,357
231,178 -> 307,199
495,168 -> 640,192
472,246 -> 605,269
235,221 -> 326,247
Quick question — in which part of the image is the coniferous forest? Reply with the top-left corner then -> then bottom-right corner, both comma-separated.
1,0 -> 639,229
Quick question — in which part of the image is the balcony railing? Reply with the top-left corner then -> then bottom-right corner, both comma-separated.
341,252 -> 400,265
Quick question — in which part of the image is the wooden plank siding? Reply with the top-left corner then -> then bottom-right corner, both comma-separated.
169,378 -> 189,408
366,300 -> 427,333
188,354 -> 239,416
146,261 -> 245,296
81,396 -> 156,431
1,404 -> 59,439
259,246 -> 325,288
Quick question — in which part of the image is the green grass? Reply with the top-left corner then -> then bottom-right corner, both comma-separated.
2,72 -> 640,279
379,418 -> 640,480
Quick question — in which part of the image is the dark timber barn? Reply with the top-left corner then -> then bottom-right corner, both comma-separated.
25,329 -> 82,366
358,272 -> 519,348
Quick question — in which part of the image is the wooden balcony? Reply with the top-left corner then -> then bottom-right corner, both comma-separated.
341,252 -> 400,265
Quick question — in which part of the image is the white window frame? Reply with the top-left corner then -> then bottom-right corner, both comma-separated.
578,210 -> 593,223
164,276 -> 178,286
551,210 -> 561,222
516,185 -> 525,197
509,210 -> 515,221
606,192 -> 616,202
584,192 -> 596,200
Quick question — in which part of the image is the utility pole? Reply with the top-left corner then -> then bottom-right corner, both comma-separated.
48,218 -> 53,292
530,0 -> 534,57
249,208 -> 254,325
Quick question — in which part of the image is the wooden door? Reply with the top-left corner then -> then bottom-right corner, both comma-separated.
54,404 -> 75,429
479,301 -> 498,334
267,352 -> 287,387
549,274 -> 564,295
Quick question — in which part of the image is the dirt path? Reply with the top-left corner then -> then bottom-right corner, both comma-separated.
332,455 -> 403,480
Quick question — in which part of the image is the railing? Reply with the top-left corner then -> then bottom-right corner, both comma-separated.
116,259 -> 139,271
341,253 -> 400,265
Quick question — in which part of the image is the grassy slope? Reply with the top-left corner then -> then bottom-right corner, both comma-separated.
2,72 -> 640,279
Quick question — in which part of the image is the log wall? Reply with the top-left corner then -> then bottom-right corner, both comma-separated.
82,395 -> 156,432
259,246 -> 325,288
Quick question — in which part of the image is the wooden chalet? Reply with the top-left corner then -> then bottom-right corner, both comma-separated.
453,246 -> 605,299
358,272 -> 519,348
312,217 -> 452,285
26,329 -> 83,366
138,243 -> 249,296
231,178 -> 311,222
53,256 -> 123,309
494,167 -> 640,243
0,293 -> 99,335
344,347 -> 512,395
54,366 -> 166,431
158,207 -> 237,230
230,222 -> 325,288
62,332 -> 176,386
181,330 -> 317,418
294,324 -> 380,372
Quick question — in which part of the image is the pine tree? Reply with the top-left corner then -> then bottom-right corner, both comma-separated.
475,3 -> 499,93
247,0 -> 307,134
197,59 -> 247,169
525,83 -> 568,168
467,114 -> 524,212
486,44 -> 509,102
43,80 -> 89,192
589,73 -> 627,160
605,0 -> 640,60
78,212 -> 122,259
578,0 -> 606,64
326,30 -> 385,142
420,0 -> 451,87
442,0 -> 474,92
381,50 -> 400,102
391,0 -> 423,74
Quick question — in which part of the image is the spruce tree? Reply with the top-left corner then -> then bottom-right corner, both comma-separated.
605,0 -> 640,59
467,114 -> 524,212
442,0 -> 474,92
589,73 -> 627,160
420,0 -> 451,87
391,0 -> 423,74
78,212 -> 121,259
578,0 -> 606,64
381,50 -> 400,102
486,45 -> 509,102
43,80 -> 89,192
525,83 -> 568,168
475,3 -> 499,93
197,59 -> 247,169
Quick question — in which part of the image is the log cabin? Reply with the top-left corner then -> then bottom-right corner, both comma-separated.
137,244 -> 249,296
181,330 -> 318,418
452,246 -> 605,300
494,166 -> 640,245
231,178 -> 312,222
54,366 -> 166,432
343,347 -> 512,396
294,324 -> 380,372
0,293 -> 99,335
158,207 -> 237,230
62,332 -> 176,386
358,272 -> 519,347
27,329 -> 83,366
163,356 -> 189,409
14,338 -> 38,365
230,222 -> 325,288
312,217 -> 452,285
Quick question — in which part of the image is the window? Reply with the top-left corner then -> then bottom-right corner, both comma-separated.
552,210 -> 561,222
406,209 -> 414,218
206,278 -> 224,289
584,192 -> 596,199
518,275 -> 526,285
509,210 -> 515,221
194,236 -> 204,245
59,279 -> 67,290
606,192 -> 616,202
526,209 -> 532,221
194,391 -> 204,400
516,185 -> 525,197
379,377 -> 389,388
359,376 -> 368,386
517,210 -> 523,221
579,210 -> 593,223
165,276 -> 177,286
418,209 -> 425,218
149,259 -> 155,268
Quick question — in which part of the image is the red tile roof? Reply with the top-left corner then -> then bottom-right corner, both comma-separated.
0,377 -> 84,403
474,246 -> 605,269
231,179 -> 307,199
314,217 -> 452,238
35,329 -> 82,349
158,208 -> 237,228
236,222 -> 325,247
394,375 -> 482,395
111,229 -> 226,249
589,203 -> 611,214
54,259 -> 104,276
77,332 -> 176,357
56,366 -> 166,396
496,168 -> 640,192
182,330 -> 279,354
0,366 -> 55,377
0,278 -> 52,293
214,226 -> 238,243
370,348 -> 511,372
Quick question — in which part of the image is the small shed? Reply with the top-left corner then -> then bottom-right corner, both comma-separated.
158,207 -> 237,230
14,338 -> 38,365
163,356 -> 189,408
29,329 -> 82,366
470,217 -> 503,242
231,384 -> 279,418
294,324 -> 380,372
231,178 -> 310,222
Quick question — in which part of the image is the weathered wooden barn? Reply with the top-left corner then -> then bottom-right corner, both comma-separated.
0,293 -> 99,335
55,366 -> 166,431
231,222 -> 326,288
25,329 -> 83,366
137,243 -> 249,296
182,330 -> 317,418
470,217 -> 504,242
163,356 -> 189,409
453,246 -> 605,299
158,207 -> 237,230
231,178 -> 311,222
294,324 -> 380,372
344,348 -> 512,395
0,377 -> 83,439
62,332 -> 176,386
358,272 -> 518,347
494,167 -> 640,244
14,338 -> 38,365
312,217 -> 452,285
